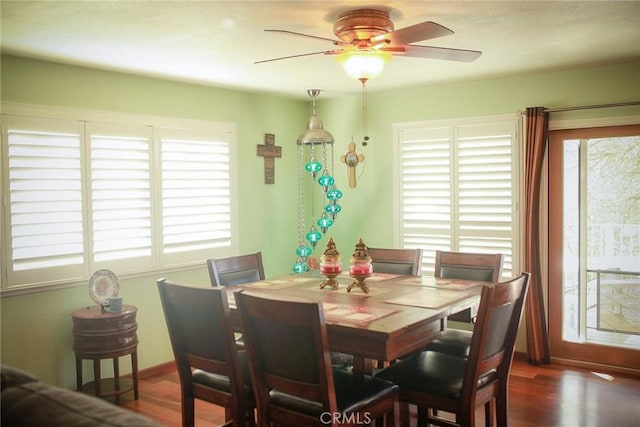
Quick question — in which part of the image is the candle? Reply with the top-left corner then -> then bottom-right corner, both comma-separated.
320,263 -> 342,274
350,263 -> 372,275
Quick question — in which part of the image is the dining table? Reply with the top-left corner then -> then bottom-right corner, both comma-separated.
225,270 -> 488,376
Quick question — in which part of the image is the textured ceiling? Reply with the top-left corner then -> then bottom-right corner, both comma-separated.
2,1 -> 639,99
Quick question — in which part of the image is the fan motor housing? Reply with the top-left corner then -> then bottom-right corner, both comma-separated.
333,9 -> 394,43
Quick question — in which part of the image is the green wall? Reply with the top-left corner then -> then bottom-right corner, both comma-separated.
1,54 -> 639,387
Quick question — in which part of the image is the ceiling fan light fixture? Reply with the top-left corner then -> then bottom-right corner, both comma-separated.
336,50 -> 391,82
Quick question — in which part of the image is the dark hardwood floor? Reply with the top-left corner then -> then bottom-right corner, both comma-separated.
118,353 -> 640,426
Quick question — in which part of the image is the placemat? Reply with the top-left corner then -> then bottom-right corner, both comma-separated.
385,288 -> 469,309
243,276 -> 316,289
323,302 -> 397,325
393,276 -> 485,290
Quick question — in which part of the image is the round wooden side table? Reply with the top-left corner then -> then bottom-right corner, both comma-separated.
71,304 -> 139,402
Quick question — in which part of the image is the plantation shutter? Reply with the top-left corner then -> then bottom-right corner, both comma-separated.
400,126 -> 454,258
396,117 -> 518,277
4,116 -> 85,285
88,122 -> 153,272
159,127 -> 233,264
457,124 -> 515,273
2,108 -> 237,290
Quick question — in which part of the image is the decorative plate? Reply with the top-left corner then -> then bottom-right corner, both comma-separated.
88,269 -> 120,304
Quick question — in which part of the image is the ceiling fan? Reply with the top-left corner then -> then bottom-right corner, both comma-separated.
255,8 -> 482,66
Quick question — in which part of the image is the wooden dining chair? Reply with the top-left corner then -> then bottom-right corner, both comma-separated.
368,247 -> 424,276
207,252 -> 265,347
235,291 -> 399,427
207,252 -> 265,287
435,250 -> 503,323
423,251 -> 505,361
156,279 -> 255,427
375,272 -> 530,427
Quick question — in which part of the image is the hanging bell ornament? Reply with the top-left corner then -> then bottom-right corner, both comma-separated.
306,225 -> 322,248
325,203 -> 342,220
317,212 -> 334,233
292,257 -> 309,274
326,185 -> 343,201
317,169 -> 335,191
304,152 -> 323,180
295,242 -> 312,259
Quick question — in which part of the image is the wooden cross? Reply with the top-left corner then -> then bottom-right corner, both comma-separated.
340,142 -> 365,187
257,133 -> 282,184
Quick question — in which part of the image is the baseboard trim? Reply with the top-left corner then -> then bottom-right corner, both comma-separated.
550,356 -> 640,378
136,361 -> 176,379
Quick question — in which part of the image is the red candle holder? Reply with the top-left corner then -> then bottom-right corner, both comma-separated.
321,263 -> 342,274
349,263 -> 373,275
319,237 -> 342,290
347,238 -> 373,294
320,258 -> 342,290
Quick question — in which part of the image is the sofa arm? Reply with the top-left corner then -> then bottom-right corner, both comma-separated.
1,365 -> 159,427
1,364 -> 38,390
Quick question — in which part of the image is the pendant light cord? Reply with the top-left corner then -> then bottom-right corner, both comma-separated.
361,79 -> 368,142
297,143 -> 305,244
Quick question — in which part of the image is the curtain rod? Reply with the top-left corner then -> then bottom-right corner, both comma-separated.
543,101 -> 640,113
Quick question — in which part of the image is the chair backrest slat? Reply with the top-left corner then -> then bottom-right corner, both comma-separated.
435,250 -> 503,282
207,252 -> 265,287
368,247 -> 423,276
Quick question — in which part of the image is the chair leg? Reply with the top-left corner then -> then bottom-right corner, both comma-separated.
181,393 -> 195,427
485,400 -> 494,427
387,400 -> 399,427
496,393 -> 508,427
458,408 -> 476,427
398,402 -> 410,427
416,406 -> 428,427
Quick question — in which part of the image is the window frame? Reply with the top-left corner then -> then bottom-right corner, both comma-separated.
1,103 -> 238,295
392,113 -> 522,277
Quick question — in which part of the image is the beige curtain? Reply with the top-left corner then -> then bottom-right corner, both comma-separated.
523,107 -> 551,364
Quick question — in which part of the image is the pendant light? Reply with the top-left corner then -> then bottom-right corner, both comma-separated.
293,90 -> 343,273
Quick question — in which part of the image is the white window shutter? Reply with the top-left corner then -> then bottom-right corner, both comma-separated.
4,116 -> 85,285
396,117 -> 519,278
159,128 -> 233,264
399,127 -> 453,273
2,109 -> 237,290
88,122 -> 153,272
457,124 -> 515,268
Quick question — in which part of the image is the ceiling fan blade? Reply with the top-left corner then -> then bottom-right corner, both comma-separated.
371,21 -> 454,45
393,45 -> 482,62
255,50 -> 339,64
264,29 -> 345,45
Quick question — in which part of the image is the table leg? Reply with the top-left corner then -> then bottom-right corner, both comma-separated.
75,357 -> 83,392
352,356 -> 373,378
113,358 -> 120,404
131,351 -> 139,400
93,359 -> 101,397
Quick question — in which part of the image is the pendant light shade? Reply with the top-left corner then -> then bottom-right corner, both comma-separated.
297,89 -> 334,146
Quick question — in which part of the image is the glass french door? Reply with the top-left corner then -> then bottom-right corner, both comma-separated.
549,124 -> 640,370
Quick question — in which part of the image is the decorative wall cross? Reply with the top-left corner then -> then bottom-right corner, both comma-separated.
257,133 -> 282,184
341,142 -> 365,187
